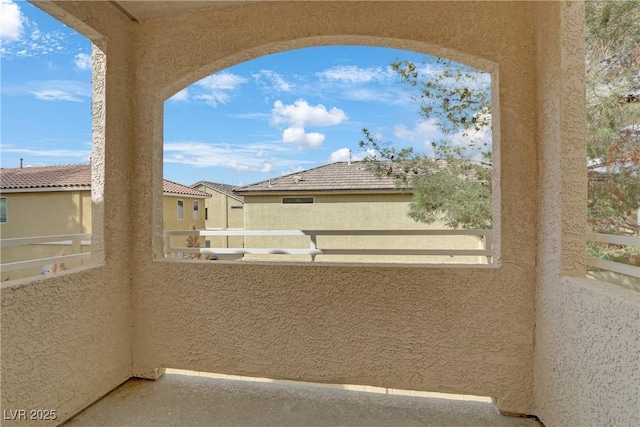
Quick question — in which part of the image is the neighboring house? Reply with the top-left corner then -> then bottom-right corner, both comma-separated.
0,164 -> 210,279
191,181 -> 244,249
233,161 -> 486,263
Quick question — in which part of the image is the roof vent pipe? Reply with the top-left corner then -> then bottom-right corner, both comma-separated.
20,158 -> 23,169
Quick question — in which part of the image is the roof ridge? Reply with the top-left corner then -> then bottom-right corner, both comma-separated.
236,161 -> 362,190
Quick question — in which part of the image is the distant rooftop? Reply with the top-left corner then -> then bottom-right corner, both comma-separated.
0,164 -> 210,198
235,161 -> 404,195
192,181 -> 244,202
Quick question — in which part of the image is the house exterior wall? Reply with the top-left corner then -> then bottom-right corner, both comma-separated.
0,190 -> 92,280
0,190 -> 204,278
0,190 -> 90,239
241,193 -> 485,263
162,194 -> 208,249
193,184 -> 244,249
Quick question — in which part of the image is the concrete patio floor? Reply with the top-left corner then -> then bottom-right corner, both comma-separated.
64,370 -> 541,427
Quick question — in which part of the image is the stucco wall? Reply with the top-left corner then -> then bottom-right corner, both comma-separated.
1,1 -> 135,425
130,1 -> 538,414
4,2 -> 619,425
535,277 -> 640,427
242,193 -> 485,263
0,268 -> 132,426
533,2 -> 640,426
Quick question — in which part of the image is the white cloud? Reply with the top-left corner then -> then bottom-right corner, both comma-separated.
227,112 -> 270,120
269,99 -> 347,150
0,14 -> 70,58
342,88 -> 384,102
163,140 -> 312,173
194,92 -> 229,107
197,72 -> 247,90
393,124 -> 416,141
393,115 -> 492,159
192,72 -> 247,107
416,62 -> 491,94
0,0 -> 24,42
252,70 -> 293,91
270,99 -> 347,127
1,79 -> 91,102
74,52 -> 91,70
316,65 -> 393,83
168,88 -> 189,102
448,118 -> 493,150
394,118 -> 443,142
328,147 -> 376,163
31,90 -> 83,102
0,145 -> 91,161
282,127 -> 325,149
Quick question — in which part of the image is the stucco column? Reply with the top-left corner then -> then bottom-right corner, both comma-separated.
535,1 -> 587,280
127,21 -> 168,378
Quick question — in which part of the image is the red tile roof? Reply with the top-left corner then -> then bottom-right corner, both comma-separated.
162,179 -> 210,197
0,164 -> 210,197
0,164 -> 91,190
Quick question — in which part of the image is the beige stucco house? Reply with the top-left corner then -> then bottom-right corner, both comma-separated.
234,161 -> 487,263
191,180 -> 244,249
0,164 -> 209,279
1,2 -> 638,427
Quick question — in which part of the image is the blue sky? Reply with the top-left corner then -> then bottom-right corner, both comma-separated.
1,0 -> 490,187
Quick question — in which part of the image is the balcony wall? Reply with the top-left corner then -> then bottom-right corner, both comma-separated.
2,1 -> 135,425
2,2 -> 637,427
533,3 -> 640,426
0,267 -> 131,424
535,277 -> 640,426
129,0 -> 538,415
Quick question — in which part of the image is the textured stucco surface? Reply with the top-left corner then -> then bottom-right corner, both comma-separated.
1,1 -> 135,426
136,260 -> 534,408
0,268 -> 131,426
533,3 -> 640,426
535,277 -> 640,427
3,2 -> 621,426
128,1 -> 538,415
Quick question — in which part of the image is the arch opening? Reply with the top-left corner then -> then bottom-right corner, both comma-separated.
161,44 -> 499,266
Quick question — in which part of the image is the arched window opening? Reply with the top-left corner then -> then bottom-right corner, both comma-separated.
162,46 -> 496,266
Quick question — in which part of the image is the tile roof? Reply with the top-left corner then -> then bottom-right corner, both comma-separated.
0,164 -> 210,197
162,179 -> 211,198
191,181 -> 244,202
235,161 -> 405,194
0,164 -> 91,190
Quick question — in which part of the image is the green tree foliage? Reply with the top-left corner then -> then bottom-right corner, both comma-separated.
359,58 -> 492,229
585,0 -> 640,236
361,2 -> 639,244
